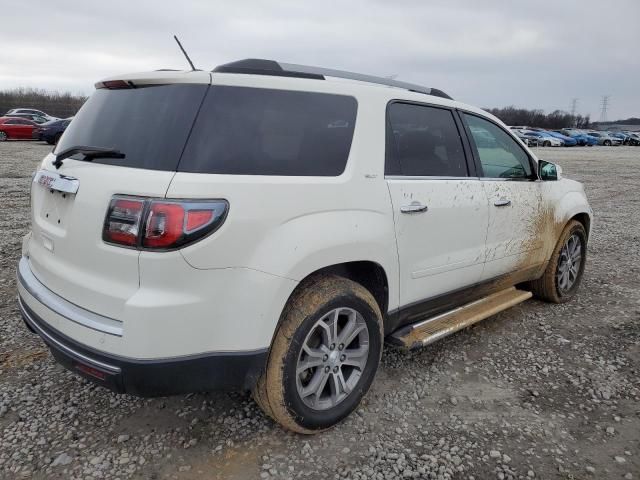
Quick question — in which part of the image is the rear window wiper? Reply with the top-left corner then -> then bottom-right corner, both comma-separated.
53,146 -> 125,169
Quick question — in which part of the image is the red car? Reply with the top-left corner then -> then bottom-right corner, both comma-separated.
0,116 -> 38,141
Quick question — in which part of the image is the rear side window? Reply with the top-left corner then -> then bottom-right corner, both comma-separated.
55,84 -> 209,171
386,102 -> 468,177
179,86 -> 357,176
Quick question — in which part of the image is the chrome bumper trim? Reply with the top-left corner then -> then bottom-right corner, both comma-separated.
18,296 -> 121,374
17,257 -> 123,337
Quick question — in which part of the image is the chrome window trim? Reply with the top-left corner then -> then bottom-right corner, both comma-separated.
385,175 -> 481,181
17,257 -> 123,337
18,296 -> 121,374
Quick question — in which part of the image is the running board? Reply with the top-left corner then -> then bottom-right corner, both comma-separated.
389,287 -> 533,349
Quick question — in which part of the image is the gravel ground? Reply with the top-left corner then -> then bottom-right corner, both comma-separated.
1,141 -> 639,480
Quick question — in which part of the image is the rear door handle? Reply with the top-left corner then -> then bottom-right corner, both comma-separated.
400,203 -> 428,214
494,199 -> 512,207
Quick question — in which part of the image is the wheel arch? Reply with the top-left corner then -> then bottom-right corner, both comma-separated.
289,261 -> 389,324
266,260 -> 391,352
571,211 -> 591,240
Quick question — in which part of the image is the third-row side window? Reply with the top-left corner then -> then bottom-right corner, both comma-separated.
386,103 -> 468,177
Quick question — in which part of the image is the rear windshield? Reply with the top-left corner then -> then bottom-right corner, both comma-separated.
55,84 -> 208,171
57,84 -> 357,176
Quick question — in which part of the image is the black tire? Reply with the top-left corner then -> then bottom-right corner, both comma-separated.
54,133 -> 62,145
604,140 -> 611,146
543,140 -> 551,147
528,220 -> 587,304
253,274 -> 383,434
0,131 -> 7,142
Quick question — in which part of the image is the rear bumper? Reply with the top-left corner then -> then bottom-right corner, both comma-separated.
16,259 -> 268,396
18,297 -> 267,395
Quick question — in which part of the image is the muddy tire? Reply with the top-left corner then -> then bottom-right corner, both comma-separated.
529,220 -> 587,303
253,274 -> 383,434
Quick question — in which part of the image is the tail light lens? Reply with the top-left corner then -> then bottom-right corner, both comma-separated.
103,196 -> 228,250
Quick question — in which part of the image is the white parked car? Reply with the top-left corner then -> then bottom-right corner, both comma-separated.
17,60 -> 592,433
5,108 -> 59,122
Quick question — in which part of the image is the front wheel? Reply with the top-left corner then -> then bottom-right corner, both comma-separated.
253,275 -> 383,434
528,220 -> 587,303
543,140 -> 551,147
604,140 -> 612,146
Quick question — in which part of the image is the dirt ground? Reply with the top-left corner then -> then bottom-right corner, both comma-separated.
0,142 -> 638,480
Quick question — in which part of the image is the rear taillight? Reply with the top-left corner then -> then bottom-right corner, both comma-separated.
103,196 -> 228,250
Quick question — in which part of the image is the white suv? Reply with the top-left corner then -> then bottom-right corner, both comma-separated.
17,59 -> 592,433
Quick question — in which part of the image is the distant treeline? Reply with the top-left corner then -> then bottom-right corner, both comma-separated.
485,106 -> 590,129
601,117 -> 640,125
0,88 -> 87,118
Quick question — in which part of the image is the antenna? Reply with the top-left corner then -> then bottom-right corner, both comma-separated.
173,35 -> 197,71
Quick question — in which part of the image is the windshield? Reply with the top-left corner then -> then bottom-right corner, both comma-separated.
55,84 -> 208,171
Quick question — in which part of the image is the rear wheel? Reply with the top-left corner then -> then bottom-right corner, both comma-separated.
0,131 -> 7,142
253,275 -> 383,434
529,220 -> 587,303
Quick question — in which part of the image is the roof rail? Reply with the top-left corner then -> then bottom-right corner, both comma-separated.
212,59 -> 453,100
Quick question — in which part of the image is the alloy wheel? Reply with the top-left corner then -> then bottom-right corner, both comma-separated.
295,307 -> 370,411
557,233 -> 582,293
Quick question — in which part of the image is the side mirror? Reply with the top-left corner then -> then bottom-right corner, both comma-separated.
538,160 -> 561,181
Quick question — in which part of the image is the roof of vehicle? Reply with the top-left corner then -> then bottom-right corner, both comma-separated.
96,64 -> 508,131
212,59 -> 454,100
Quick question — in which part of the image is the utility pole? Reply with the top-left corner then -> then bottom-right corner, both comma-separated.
599,95 -> 610,124
570,98 -> 579,127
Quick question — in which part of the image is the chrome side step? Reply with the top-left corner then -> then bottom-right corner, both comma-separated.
389,287 -> 533,349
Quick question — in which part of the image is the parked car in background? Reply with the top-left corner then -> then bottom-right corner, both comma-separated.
626,132 -> 640,146
0,116 -> 38,140
587,132 -> 622,146
547,131 -> 577,146
609,132 -> 630,145
561,129 -> 598,146
513,130 -> 536,146
33,118 -> 73,144
523,131 -> 564,147
5,108 -> 59,122
7,113 -> 49,124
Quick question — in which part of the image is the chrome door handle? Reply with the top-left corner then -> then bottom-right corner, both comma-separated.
400,203 -> 428,214
494,199 -> 512,207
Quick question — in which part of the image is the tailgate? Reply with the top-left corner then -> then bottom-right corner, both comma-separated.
28,154 -> 175,319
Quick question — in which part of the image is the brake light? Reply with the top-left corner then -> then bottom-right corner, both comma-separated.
143,202 -> 185,248
99,80 -> 132,89
103,196 -> 228,250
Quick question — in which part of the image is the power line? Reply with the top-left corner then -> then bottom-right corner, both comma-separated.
599,95 -> 610,123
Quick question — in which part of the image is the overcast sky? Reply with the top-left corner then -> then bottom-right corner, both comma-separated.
3,0 -> 639,120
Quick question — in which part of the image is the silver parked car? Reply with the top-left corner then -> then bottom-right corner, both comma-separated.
587,132 -> 622,146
